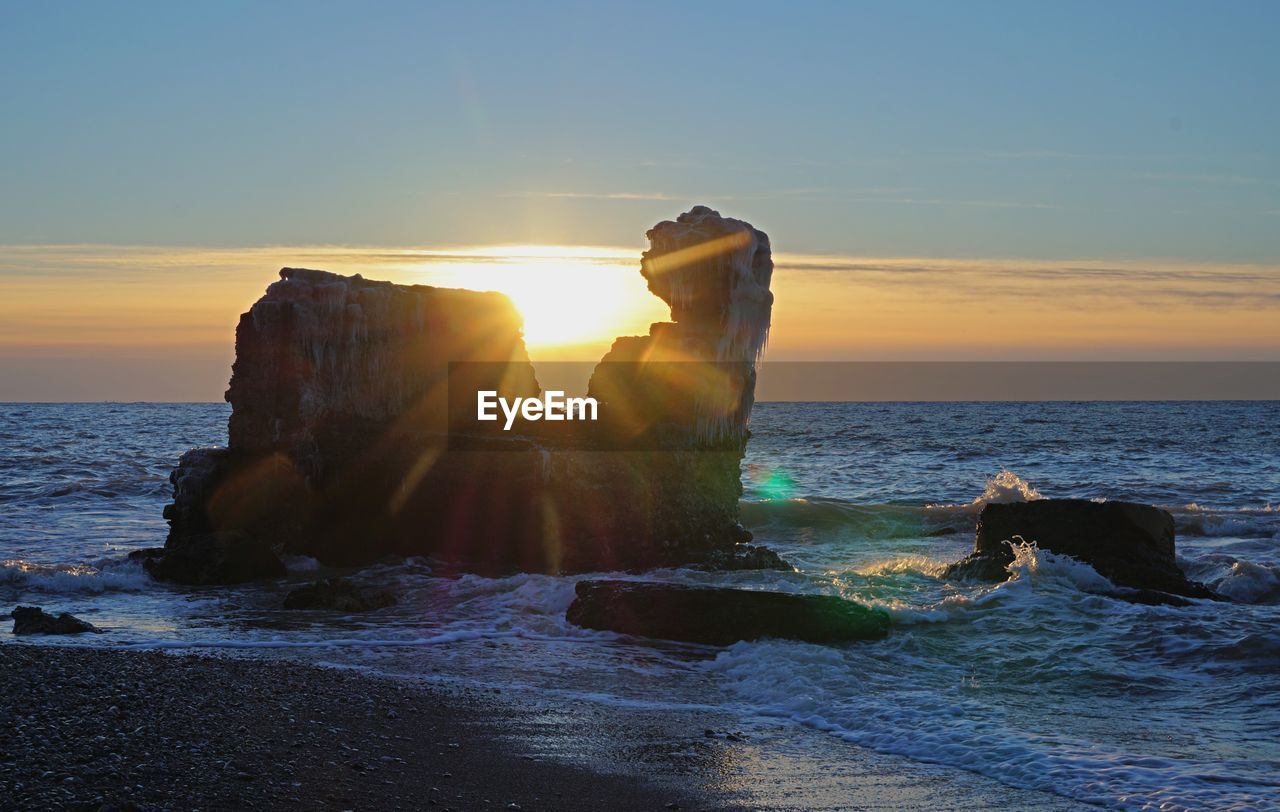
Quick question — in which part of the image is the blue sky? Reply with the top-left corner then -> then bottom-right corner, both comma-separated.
3,0 -> 1278,260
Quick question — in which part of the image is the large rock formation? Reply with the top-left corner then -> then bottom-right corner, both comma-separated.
566,580 -> 890,645
148,207 -> 786,582
945,499 -> 1219,601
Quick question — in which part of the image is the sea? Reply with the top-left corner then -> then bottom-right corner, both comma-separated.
2,401 -> 1278,810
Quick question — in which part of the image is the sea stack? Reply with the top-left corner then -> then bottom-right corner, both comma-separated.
591,205 -> 773,443
148,207 -> 785,581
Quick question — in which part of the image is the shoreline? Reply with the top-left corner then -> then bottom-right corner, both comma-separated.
0,643 -> 1095,811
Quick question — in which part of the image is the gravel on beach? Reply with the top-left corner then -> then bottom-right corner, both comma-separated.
0,644 -> 702,811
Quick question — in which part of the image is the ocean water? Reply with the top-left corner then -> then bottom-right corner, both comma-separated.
2,401 -> 1279,810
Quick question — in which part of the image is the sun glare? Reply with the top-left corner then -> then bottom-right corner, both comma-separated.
405,246 -> 668,356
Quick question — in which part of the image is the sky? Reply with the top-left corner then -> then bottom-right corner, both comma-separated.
2,1 -> 1278,400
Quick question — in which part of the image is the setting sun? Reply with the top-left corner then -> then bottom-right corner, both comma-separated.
403,245 -> 669,356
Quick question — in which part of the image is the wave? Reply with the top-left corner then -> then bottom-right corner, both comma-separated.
1002,538 -> 1118,593
868,542 -> 1139,625
743,495 -> 1277,550
0,558 -> 152,594
1180,554 -> 1280,604
708,539 -> 1280,809
852,554 -> 950,579
1168,503 -> 1280,539
927,468 -> 1043,511
971,469 -> 1043,507
709,636 -> 1279,810
740,498 -> 959,537
743,469 -> 1044,535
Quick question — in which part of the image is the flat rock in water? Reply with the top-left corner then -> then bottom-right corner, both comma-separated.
11,606 -> 100,635
945,499 -> 1219,600
566,579 -> 890,646
282,578 -> 396,611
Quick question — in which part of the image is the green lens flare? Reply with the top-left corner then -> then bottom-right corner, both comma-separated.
756,468 -> 796,500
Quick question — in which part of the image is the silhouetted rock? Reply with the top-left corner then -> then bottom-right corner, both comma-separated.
566,580 -> 889,645
224,269 -> 538,472
11,606 -> 100,635
945,499 -> 1219,600
282,579 -> 396,611
154,208 -> 784,582
137,530 -> 285,585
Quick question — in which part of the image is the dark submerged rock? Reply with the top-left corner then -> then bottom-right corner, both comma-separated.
283,578 -> 396,611
697,543 -> 793,572
137,531 -> 285,586
945,499 -> 1219,600
565,580 -> 890,646
11,606 -> 100,635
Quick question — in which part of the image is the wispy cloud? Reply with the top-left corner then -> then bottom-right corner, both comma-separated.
499,188 -> 1060,210
983,149 -> 1121,160
636,157 -> 705,169
1134,172 -> 1271,186
774,253 -> 1280,310
865,196 -> 1060,210
498,190 -> 688,201
2,244 -> 1276,368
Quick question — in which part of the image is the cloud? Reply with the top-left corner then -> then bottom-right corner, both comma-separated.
1134,172 -> 1271,186
772,253 -> 1280,310
498,191 -> 687,201
498,188 -> 1060,210
983,149 -> 1119,160
4,244 -> 1278,322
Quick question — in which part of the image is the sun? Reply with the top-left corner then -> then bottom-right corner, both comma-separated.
406,246 -> 668,357
497,260 -> 632,346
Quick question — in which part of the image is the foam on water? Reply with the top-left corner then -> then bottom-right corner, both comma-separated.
710,541 -> 1280,810
0,558 -> 152,594
711,640 -> 1277,809
921,468 -> 1044,512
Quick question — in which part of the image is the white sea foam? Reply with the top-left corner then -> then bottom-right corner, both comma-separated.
709,631 -> 1277,810
0,558 -> 151,593
868,543 -> 1124,625
1211,559 -> 1280,604
852,554 -> 950,579
869,591 -> 985,624
1002,538 -> 1117,593
972,469 -> 1042,507
1171,503 -> 1280,539
927,469 -> 1043,511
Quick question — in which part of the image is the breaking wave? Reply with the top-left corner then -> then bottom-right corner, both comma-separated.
0,558 -> 152,594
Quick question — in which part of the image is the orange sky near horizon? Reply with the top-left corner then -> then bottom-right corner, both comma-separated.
2,243 -> 1278,400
